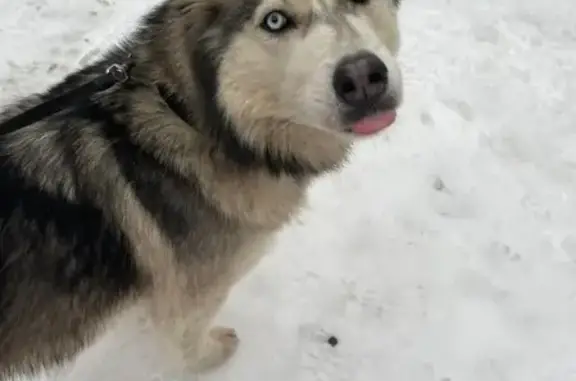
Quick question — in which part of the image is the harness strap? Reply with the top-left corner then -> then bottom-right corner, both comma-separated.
0,62 -> 131,135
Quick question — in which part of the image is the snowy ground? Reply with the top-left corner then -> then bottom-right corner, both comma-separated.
2,0 -> 576,380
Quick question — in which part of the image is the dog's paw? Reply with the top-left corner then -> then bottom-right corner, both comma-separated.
209,326 -> 239,348
194,326 -> 239,372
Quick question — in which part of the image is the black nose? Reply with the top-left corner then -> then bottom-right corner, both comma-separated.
332,51 -> 388,108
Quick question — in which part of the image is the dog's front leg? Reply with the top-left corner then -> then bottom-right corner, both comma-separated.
147,278 -> 239,375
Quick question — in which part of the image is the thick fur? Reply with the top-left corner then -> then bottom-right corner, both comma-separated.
0,0 -> 402,378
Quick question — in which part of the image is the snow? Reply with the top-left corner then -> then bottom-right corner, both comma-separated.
2,0 -> 576,380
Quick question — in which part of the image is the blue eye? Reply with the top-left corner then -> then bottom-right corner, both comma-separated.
261,10 -> 294,33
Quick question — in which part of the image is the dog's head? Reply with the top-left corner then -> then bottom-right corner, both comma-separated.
157,0 -> 403,176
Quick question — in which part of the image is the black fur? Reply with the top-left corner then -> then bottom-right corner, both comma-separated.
0,147 -> 138,305
83,99 -> 211,245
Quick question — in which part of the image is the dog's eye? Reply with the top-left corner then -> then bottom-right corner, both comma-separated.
260,10 -> 294,33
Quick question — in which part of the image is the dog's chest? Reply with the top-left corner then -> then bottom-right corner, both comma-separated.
198,170 -> 309,229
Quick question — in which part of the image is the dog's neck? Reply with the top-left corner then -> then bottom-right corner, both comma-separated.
119,14 -> 352,181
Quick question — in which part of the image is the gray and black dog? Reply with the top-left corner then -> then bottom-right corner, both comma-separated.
0,0 -> 403,378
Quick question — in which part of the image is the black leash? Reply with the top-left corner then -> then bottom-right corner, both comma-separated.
0,62 -> 131,135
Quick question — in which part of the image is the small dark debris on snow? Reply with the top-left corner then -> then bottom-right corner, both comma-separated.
433,177 -> 447,191
327,335 -> 339,347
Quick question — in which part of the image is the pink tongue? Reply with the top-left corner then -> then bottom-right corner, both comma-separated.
352,110 -> 397,136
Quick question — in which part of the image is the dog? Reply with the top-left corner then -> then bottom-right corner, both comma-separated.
0,0 -> 403,378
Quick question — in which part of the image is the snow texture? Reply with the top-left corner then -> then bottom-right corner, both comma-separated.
2,0 -> 576,380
